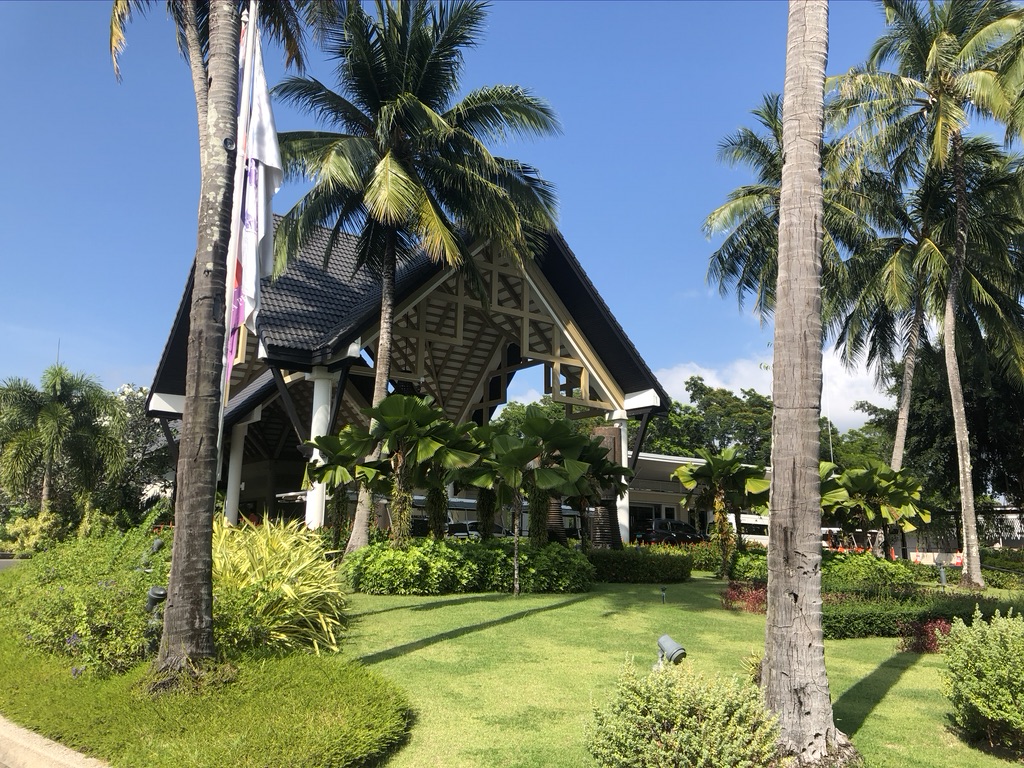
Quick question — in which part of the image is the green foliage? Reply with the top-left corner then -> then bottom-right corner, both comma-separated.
343,538 -> 593,595
729,549 -> 768,582
820,459 -> 930,533
942,609 -> 1024,753
681,540 -> 720,571
211,518 -> 347,654
821,552 -> 917,594
6,522 -> 170,676
0,365 -> 127,531
587,664 -> 781,768
821,593 -> 1022,640
589,547 -> 693,583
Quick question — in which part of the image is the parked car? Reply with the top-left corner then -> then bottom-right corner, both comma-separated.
635,519 -> 707,545
447,521 -> 482,541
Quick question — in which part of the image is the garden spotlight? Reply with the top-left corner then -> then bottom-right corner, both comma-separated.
146,585 -> 168,613
657,634 -> 686,667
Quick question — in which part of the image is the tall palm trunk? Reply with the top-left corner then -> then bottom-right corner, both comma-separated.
890,297 -> 925,472
346,236 -> 398,555
158,0 -> 239,671
947,132 -> 984,589
40,466 -> 51,516
764,2 -> 853,763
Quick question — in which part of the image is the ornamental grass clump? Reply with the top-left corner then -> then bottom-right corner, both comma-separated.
941,608 -> 1024,754
212,517 -> 347,654
587,664 -> 781,768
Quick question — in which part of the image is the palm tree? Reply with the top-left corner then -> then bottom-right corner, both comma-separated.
272,0 -> 559,555
830,0 -> 1024,588
763,1 -> 855,764
110,0 -> 318,672
0,365 -> 126,524
838,137 -> 1024,481
704,92 -> 887,328
670,447 -> 768,574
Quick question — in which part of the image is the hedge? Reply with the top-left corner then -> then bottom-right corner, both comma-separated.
588,548 -> 693,583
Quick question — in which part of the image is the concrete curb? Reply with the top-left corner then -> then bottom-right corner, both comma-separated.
0,715 -> 108,768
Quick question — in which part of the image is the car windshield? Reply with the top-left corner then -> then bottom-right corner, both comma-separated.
668,521 -> 696,533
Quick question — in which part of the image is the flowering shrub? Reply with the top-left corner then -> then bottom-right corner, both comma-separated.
897,618 -> 952,653
721,581 -> 767,613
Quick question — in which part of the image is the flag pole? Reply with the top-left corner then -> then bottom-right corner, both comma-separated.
217,0 -> 259,457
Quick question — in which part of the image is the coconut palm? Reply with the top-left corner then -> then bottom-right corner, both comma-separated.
838,137 -> 1024,483
830,0 -> 1024,588
272,0 -> 559,555
763,1 -> 854,763
0,365 -> 125,521
704,92 -> 889,328
110,0 -> 322,672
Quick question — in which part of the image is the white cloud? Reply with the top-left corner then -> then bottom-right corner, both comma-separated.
654,347 -> 892,432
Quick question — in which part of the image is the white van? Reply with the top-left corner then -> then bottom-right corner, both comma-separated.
706,514 -> 771,548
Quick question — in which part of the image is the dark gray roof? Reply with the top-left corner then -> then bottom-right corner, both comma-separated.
149,225 -> 667,416
257,220 -> 437,366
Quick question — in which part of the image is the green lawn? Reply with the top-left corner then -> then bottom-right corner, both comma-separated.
342,575 -> 1020,768
0,572 -> 1019,767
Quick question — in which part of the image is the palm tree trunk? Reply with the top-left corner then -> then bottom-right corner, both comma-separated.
181,0 -> 209,162
764,2 -> 853,763
345,235 -> 398,555
948,132 -> 985,589
40,466 -> 51,516
890,297 -> 924,472
512,491 -> 522,596
157,0 -> 240,672
732,507 -> 744,550
546,495 -> 567,545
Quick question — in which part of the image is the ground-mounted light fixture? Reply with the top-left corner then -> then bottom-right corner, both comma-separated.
656,634 -> 686,668
146,585 -> 168,613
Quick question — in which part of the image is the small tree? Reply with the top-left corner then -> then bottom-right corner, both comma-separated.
0,365 -> 126,544
465,425 -> 581,595
820,459 -> 930,557
671,447 -> 769,575
311,395 -> 479,549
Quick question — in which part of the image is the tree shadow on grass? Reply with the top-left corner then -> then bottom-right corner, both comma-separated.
358,594 -> 592,665
351,593 -> 511,619
832,652 -> 919,736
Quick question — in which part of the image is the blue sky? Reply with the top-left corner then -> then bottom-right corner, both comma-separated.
0,1 -> 891,429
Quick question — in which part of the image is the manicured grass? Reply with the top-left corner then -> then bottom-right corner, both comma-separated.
1,567 -> 1021,767
0,569 -> 410,768
342,574 -> 1022,768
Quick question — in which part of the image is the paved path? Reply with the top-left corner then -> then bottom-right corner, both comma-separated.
0,715 -> 107,768
0,560 -> 23,573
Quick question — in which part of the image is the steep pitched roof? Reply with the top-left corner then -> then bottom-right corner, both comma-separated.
148,225 -> 667,418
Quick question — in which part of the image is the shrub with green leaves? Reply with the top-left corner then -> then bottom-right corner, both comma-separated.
821,552 -> 916,594
5,522 -> 170,676
821,592 -> 1022,640
941,608 -> 1024,753
587,664 -> 781,768
212,518 -> 347,654
729,550 -> 767,582
588,548 -> 692,583
343,538 -> 593,595
680,540 -> 718,571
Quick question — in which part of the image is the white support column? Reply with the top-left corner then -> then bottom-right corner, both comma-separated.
223,423 -> 248,525
305,367 -> 335,529
223,407 -> 261,525
611,409 -> 631,545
